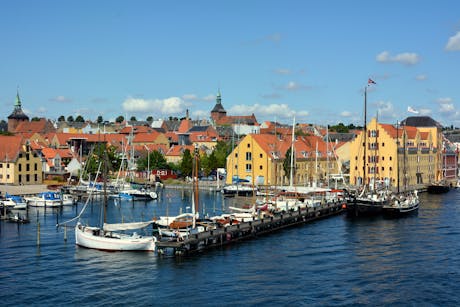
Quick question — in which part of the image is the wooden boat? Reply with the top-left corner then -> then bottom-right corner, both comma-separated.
427,182 -> 450,194
7,213 -> 30,224
65,151 -> 157,252
383,191 -> 419,217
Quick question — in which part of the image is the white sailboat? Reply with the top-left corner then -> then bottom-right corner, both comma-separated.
60,149 -> 157,251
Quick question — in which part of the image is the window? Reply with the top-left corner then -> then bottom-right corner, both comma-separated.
19,164 -> 22,172
235,153 -> 238,158
26,164 -> 30,171
19,175 -> 22,183
247,143 -> 250,148
7,163 -> 10,169
259,165 -> 263,170
34,174 -> 38,182
34,163 -> 38,171
26,174 -> 30,182
26,153 -> 30,160
259,153 -> 263,158
246,163 -> 252,172
246,152 -> 252,161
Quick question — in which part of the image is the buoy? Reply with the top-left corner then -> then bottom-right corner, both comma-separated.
342,203 -> 347,209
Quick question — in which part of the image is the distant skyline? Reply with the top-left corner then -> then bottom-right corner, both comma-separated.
1,1 -> 460,126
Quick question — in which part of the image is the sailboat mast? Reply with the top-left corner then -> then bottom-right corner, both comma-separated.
289,117 -> 296,187
396,121 -> 400,194
363,86 -> 368,187
192,144 -> 199,228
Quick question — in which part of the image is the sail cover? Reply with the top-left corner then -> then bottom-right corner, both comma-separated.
103,221 -> 153,231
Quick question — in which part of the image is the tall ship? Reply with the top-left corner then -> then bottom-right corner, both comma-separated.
347,79 -> 390,217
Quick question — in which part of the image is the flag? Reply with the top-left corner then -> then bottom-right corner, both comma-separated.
407,106 -> 419,114
368,78 -> 376,85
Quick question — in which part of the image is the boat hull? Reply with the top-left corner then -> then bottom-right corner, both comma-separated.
346,198 -> 386,217
427,184 -> 450,194
75,224 -> 156,251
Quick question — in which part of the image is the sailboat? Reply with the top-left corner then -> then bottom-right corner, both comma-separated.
347,79 -> 390,217
383,123 -> 419,217
155,145 -> 207,240
60,143 -> 157,251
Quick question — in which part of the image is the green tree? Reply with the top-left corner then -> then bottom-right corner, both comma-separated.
130,116 -> 137,121
97,115 -> 103,124
213,140 -> 231,168
137,150 -> 168,171
116,115 -> 124,123
85,144 -> 121,179
283,147 -> 294,184
75,115 -> 85,122
67,115 -> 74,122
58,115 -> 65,122
31,117 -> 41,121
201,151 -> 219,176
146,116 -> 153,122
180,149 -> 193,177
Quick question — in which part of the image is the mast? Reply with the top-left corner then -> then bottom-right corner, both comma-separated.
289,117 -> 296,187
192,143 -> 199,229
396,121 -> 400,194
363,86 -> 367,188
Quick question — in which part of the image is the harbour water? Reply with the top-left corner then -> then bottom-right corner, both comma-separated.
1,188 -> 460,305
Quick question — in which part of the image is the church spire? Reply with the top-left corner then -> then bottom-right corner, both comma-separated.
216,88 -> 222,105
15,87 -> 22,108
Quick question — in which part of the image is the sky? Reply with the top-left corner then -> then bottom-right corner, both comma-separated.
1,0 -> 460,127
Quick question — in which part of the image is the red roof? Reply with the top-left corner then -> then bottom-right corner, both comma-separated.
0,135 -> 24,162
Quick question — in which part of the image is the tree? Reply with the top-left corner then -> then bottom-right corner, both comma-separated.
97,115 -> 103,124
85,144 -> 121,179
283,147 -> 294,184
67,115 -> 74,122
75,115 -> 85,122
201,151 -> 218,176
115,115 -> 124,123
179,149 -> 193,177
31,117 -> 41,121
137,150 -> 168,171
58,115 -> 65,122
146,116 -> 153,122
213,140 -> 231,168
130,116 -> 137,121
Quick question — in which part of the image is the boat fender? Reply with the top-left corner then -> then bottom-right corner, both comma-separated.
342,203 -> 347,209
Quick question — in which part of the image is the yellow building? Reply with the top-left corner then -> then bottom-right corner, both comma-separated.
225,133 -> 339,187
0,136 -> 43,185
350,117 -> 437,190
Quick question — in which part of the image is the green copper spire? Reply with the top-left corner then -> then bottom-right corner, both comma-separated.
15,88 -> 21,108
216,88 -> 221,105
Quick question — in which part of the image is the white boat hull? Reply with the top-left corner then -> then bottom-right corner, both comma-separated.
75,223 -> 156,251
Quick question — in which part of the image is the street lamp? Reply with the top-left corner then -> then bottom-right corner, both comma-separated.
144,145 -> 150,183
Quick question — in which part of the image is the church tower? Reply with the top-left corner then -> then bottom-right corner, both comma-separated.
7,90 -> 29,132
210,89 -> 227,124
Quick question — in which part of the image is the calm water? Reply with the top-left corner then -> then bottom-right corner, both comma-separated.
1,188 -> 460,306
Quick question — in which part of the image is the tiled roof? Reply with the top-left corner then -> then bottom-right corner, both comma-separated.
0,135 -> 24,162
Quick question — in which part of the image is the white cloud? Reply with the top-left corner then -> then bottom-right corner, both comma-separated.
415,74 -> 427,81
182,93 -> 215,102
418,108 -> 432,116
182,94 -> 199,101
50,95 -> 72,103
229,103 -> 308,120
282,81 -> 311,91
445,31 -> 460,51
122,96 -> 189,115
375,100 -> 396,119
340,111 -> 352,117
376,51 -> 420,65
274,68 -> 292,75
437,97 -> 455,113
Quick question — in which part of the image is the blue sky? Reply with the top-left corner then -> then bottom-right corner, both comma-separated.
1,1 -> 460,127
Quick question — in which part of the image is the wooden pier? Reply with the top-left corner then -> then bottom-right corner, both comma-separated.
156,201 -> 345,256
